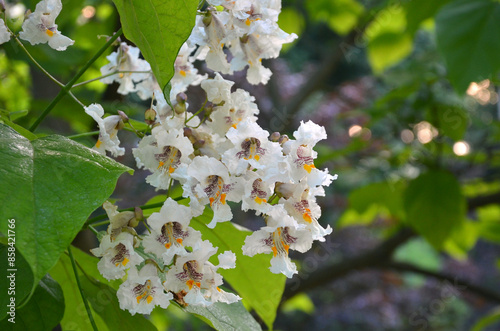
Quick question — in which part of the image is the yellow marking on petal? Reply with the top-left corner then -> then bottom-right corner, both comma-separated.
283,244 -> 290,254
254,197 -> 266,205
303,213 -> 312,223
119,73 -> 124,78
217,287 -> 221,292
146,295 -> 153,304
195,282 -> 201,288
186,279 -> 195,290
303,164 -> 315,173
248,60 -> 253,66
169,166 -> 175,174
115,262 -> 119,267
95,139 -> 102,148
221,43 -> 224,48
45,29 -> 54,37
180,70 -> 187,77
272,246 -> 278,257
245,18 -> 251,26
176,238 -> 183,244
254,155 -> 260,161
136,295 -> 143,304
158,161 -> 165,169
209,197 -> 215,207
165,243 -> 171,249
122,257 -> 129,266
231,123 -> 238,129
220,193 -> 227,205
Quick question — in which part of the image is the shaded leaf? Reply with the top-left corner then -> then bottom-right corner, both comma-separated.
436,0 -> 500,93
403,170 -> 466,249
0,124 -> 132,298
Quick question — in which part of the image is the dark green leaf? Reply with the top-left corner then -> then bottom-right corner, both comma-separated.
433,105 -> 469,141
0,124 -> 132,298
191,208 -> 285,330
0,245 -> 33,321
403,170 -> 466,249
0,274 -> 64,331
436,0 -> 500,93
111,0 -> 199,96
405,0 -> 451,34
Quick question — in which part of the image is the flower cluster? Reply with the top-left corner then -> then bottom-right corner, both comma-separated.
89,0 -> 336,316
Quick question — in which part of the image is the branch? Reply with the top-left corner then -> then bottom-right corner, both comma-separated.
467,191 -> 500,211
282,227 -> 415,300
382,261 -> 500,304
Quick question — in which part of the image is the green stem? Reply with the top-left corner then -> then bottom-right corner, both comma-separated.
72,70 -> 152,88
68,131 -> 100,139
67,246 -> 98,331
88,225 -> 99,236
29,28 -> 123,132
9,31 -> 64,87
186,98 -> 207,124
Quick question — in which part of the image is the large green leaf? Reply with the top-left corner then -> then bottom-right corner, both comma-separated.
191,208 -> 286,330
0,244 -> 33,321
185,301 -> 262,331
436,0 -> 500,93
111,0 -> 199,96
403,170 -> 466,249
306,0 -> 364,35
0,274 -> 64,331
50,247 -> 156,331
404,0 -> 451,34
0,124 -> 132,299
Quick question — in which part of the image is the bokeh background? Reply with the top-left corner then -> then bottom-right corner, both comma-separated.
2,0 -> 500,330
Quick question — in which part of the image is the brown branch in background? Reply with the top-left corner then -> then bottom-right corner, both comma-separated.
382,262 -> 500,303
282,228 -> 416,300
281,193 -> 500,305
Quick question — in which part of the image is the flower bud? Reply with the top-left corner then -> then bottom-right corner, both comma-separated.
0,0 -> 5,13
176,92 -> 187,104
270,132 -> 280,142
117,110 -> 129,123
202,11 -> 212,26
278,134 -> 289,145
193,139 -> 205,149
145,108 -> 156,125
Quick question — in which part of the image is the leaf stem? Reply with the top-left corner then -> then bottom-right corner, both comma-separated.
67,245 -> 98,331
8,30 -> 64,87
29,28 -> 123,132
72,70 -> 152,88
67,131 -> 100,139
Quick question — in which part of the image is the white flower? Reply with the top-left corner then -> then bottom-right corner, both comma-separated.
117,264 -> 173,315
282,185 -> 332,241
222,118 -> 286,179
19,0 -> 74,51
207,88 -> 259,136
200,73 -> 234,104
241,171 -> 274,215
170,43 -> 208,99
186,156 -> 243,228
90,232 -> 143,280
164,241 -> 240,306
283,120 -> 337,186
0,19 -> 11,45
242,205 -> 313,278
133,126 -> 194,190
100,42 -> 151,96
84,104 -> 124,157
143,198 -> 202,264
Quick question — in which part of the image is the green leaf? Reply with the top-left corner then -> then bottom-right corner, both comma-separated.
404,0 -> 451,34
436,0 -> 500,93
0,274 -> 64,331
432,105 -> 469,141
471,306 -> 500,331
50,247 -> 156,331
0,124 -> 132,298
477,205 -> 500,242
366,6 -> 413,73
111,0 -> 199,96
306,0 -> 364,35
403,170 -> 466,249
185,301 -> 262,331
191,208 -> 285,330
443,219 -> 479,260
